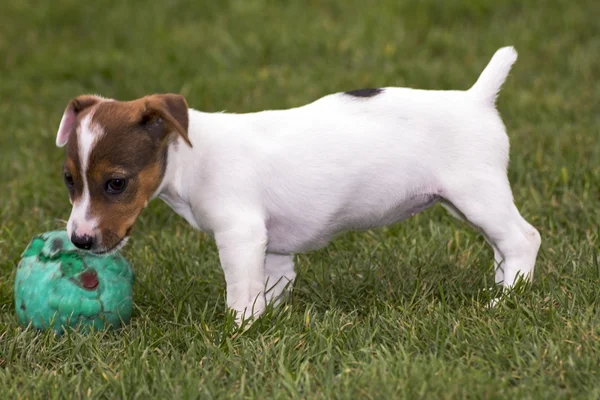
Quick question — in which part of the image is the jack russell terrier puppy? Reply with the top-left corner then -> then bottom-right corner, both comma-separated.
56,46 -> 541,323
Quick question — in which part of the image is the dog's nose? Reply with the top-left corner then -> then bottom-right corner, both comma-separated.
71,233 -> 94,250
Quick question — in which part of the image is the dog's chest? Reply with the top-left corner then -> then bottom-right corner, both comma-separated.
158,192 -> 202,231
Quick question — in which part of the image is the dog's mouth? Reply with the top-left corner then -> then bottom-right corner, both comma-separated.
92,235 -> 130,255
91,225 -> 134,255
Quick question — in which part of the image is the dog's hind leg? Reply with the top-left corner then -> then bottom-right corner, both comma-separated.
441,201 -> 506,284
441,173 -> 541,288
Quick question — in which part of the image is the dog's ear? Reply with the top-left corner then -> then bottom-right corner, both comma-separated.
141,94 -> 192,147
56,95 -> 104,147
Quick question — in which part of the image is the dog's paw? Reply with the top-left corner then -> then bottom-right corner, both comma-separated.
480,286 -> 503,309
487,297 -> 501,309
232,297 -> 266,327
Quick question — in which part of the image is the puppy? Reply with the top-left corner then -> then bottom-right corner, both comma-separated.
56,46 -> 541,323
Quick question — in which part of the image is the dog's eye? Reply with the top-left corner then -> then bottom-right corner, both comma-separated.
64,172 -> 74,189
105,178 -> 128,194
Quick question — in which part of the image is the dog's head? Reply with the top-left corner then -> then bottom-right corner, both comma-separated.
55,94 -> 192,253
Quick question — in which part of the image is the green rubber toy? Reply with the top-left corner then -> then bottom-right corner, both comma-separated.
14,231 -> 134,334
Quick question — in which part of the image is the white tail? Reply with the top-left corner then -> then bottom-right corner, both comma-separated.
469,47 -> 518,105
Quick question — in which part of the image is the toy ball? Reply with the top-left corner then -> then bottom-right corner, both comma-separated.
14,231 -> 134,334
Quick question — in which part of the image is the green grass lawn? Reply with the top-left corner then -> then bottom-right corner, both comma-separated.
1,0 -> 599,398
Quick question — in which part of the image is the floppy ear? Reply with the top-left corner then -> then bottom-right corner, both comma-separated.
141,94 -> 192,147
56,95 -> 103,147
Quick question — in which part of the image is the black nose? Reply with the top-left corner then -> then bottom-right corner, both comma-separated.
71,234 -> 94,250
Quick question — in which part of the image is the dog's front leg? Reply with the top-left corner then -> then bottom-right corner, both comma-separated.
215,224 -> 268,325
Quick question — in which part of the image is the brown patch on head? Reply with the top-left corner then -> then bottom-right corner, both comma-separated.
74,94 -> 190,252
64,143 -> 83,204
62,96 -> 105,204
57,95 -> 105,147
71,95 -> 103,114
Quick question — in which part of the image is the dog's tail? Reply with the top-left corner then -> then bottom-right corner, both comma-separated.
468,46 -> 517,105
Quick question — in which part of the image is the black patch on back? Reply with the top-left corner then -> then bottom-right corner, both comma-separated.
344,88 -> 383,98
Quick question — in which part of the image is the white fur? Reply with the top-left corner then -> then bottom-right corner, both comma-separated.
110,47 -> 542,323
150,46 -> 541,322
67,113 -> 103,241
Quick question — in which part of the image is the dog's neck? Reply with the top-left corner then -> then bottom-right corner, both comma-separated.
150,108 -> 208,229
149,106 -> 277,231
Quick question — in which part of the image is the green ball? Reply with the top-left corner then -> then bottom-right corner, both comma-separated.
14,231 -> 135,334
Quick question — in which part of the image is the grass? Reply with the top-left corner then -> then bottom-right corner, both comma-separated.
1,0 -> 599,398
